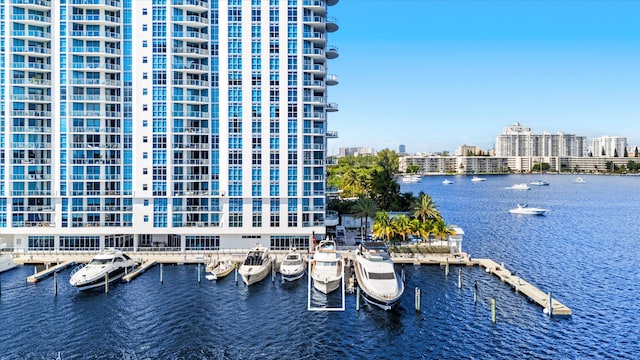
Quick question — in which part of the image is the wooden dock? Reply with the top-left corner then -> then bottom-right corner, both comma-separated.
122,260 -> 157,283
26,260 -> 77,283
476,259 -> 572,316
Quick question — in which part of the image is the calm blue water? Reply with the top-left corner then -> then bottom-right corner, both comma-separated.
1,174 -> 639,359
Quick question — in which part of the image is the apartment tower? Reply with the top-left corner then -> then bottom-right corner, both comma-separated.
0,0 -> 339,251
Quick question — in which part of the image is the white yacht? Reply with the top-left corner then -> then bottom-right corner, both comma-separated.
471,176 -> 486,182
0,241 -> 18,273
509,203 -> 549,215
442,179 -> 454,185
505,183 -> 530,190
69,248 -> 136,291
573,177 -> 587,183
238,245 -> 272,286
279,249 -> 306,282
353,241 -> 404,310
310,240 -> 343,294
0,254 -> 18,274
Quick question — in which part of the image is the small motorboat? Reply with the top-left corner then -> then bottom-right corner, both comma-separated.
442,179 -> 453,185
279,249 -> 306,282
505,183 -> 530,190
509,203 -> 549,215
205,258 -> 235,281
471,176 -> 486,182
69,248 -> 136,291
238,244 -> 272,286
0,241 -> 18,273
529,180 -> 549,186
573,177 -> 587,183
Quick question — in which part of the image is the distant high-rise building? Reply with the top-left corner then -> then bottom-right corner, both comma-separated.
591,136 -> 628,157
398,144 -> 406,154
0,0 -> 340,250
495,123 -> 587,157
338,147 -> 375,157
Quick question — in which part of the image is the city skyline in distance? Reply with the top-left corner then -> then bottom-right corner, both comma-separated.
327,0 -> 640,155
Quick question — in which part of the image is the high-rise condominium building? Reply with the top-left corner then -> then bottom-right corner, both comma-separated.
590,136 -> 627,157
495,122 -> 587,157
0,0 -> 339,251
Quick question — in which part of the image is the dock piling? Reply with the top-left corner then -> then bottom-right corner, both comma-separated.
160,263 -> 164,284
105,272 -> 109,294
415,287 -> 421,312
547,291 -> 552,317
458,269 -> 462,289
356,286 -> 361,311
271,259 -> 275,283
234,267 -> 238,285
491,298 -> 496,323
473,280 -> 478,304
197,263 -> 201,284
53,272 -> 58,296
445,258 -> 449,276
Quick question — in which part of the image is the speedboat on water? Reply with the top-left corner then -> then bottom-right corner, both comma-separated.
205,257 -> 235,281
471,176 -> 486,182
310,240 -> 343,294
529,180 -> 549,186
442,179 -> 453,185
505,183 -> 530,190
69,248 -> 136,290
353,241 -> 404,310
400,174 -> 421,183
279,249 -> 306,282
573,177 -> 587,183
238,245 -> 272,286
509,204 -> 549,215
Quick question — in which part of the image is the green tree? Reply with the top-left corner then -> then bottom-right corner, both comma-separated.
406,163 -> 421,175
409,218 -> 432,242
372,211 -> 395,243
413,192 -> 442,223
431,219 -> 455,244
351,197 -> 377,238
391,214 -> 411,243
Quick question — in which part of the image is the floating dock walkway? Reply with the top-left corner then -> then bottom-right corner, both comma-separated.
26,260 -> 76,283
123,260 -> 157,283
475,258 -> 572,316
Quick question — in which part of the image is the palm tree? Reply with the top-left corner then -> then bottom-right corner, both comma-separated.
431,219 -> 455,245
391,214 -> 411,243
372,211 -> 395,243
352,196 -> 377,238
413,192 -> 442,223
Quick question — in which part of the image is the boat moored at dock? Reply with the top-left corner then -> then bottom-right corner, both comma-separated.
205,257 -> 235,281
238,245 -> 272,286
310,240 -> 343,294
69,249 -> 135,291
353,241 -> 404,310
279,249 -> 306,282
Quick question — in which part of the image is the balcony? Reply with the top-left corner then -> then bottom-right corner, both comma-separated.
303,0 -> 327,15
325,210 -> 339,226
326,130 -> 338,138
174,0 -> 209,11
303,47 -> 325,58
303,31 -> 326,45
303,63 -> 326,74
326,0 -> 339,5
303,79 -> 325,89
70,14 -> 120,24
303,95 -> 326,105
326,74 -> 339,86
326,102 -> 339,112
326,17 -> 339,32
172,15 -> 209,27
70,0 -> 121,9
326,45 -> 339,59
12,0 -> 51,9
326,157 -> 338,166
303,16 -> 324,28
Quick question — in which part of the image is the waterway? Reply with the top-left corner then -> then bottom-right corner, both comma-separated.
1,174 -> 638,359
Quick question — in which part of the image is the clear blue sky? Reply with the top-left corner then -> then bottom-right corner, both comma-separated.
326,0 -> 640,154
